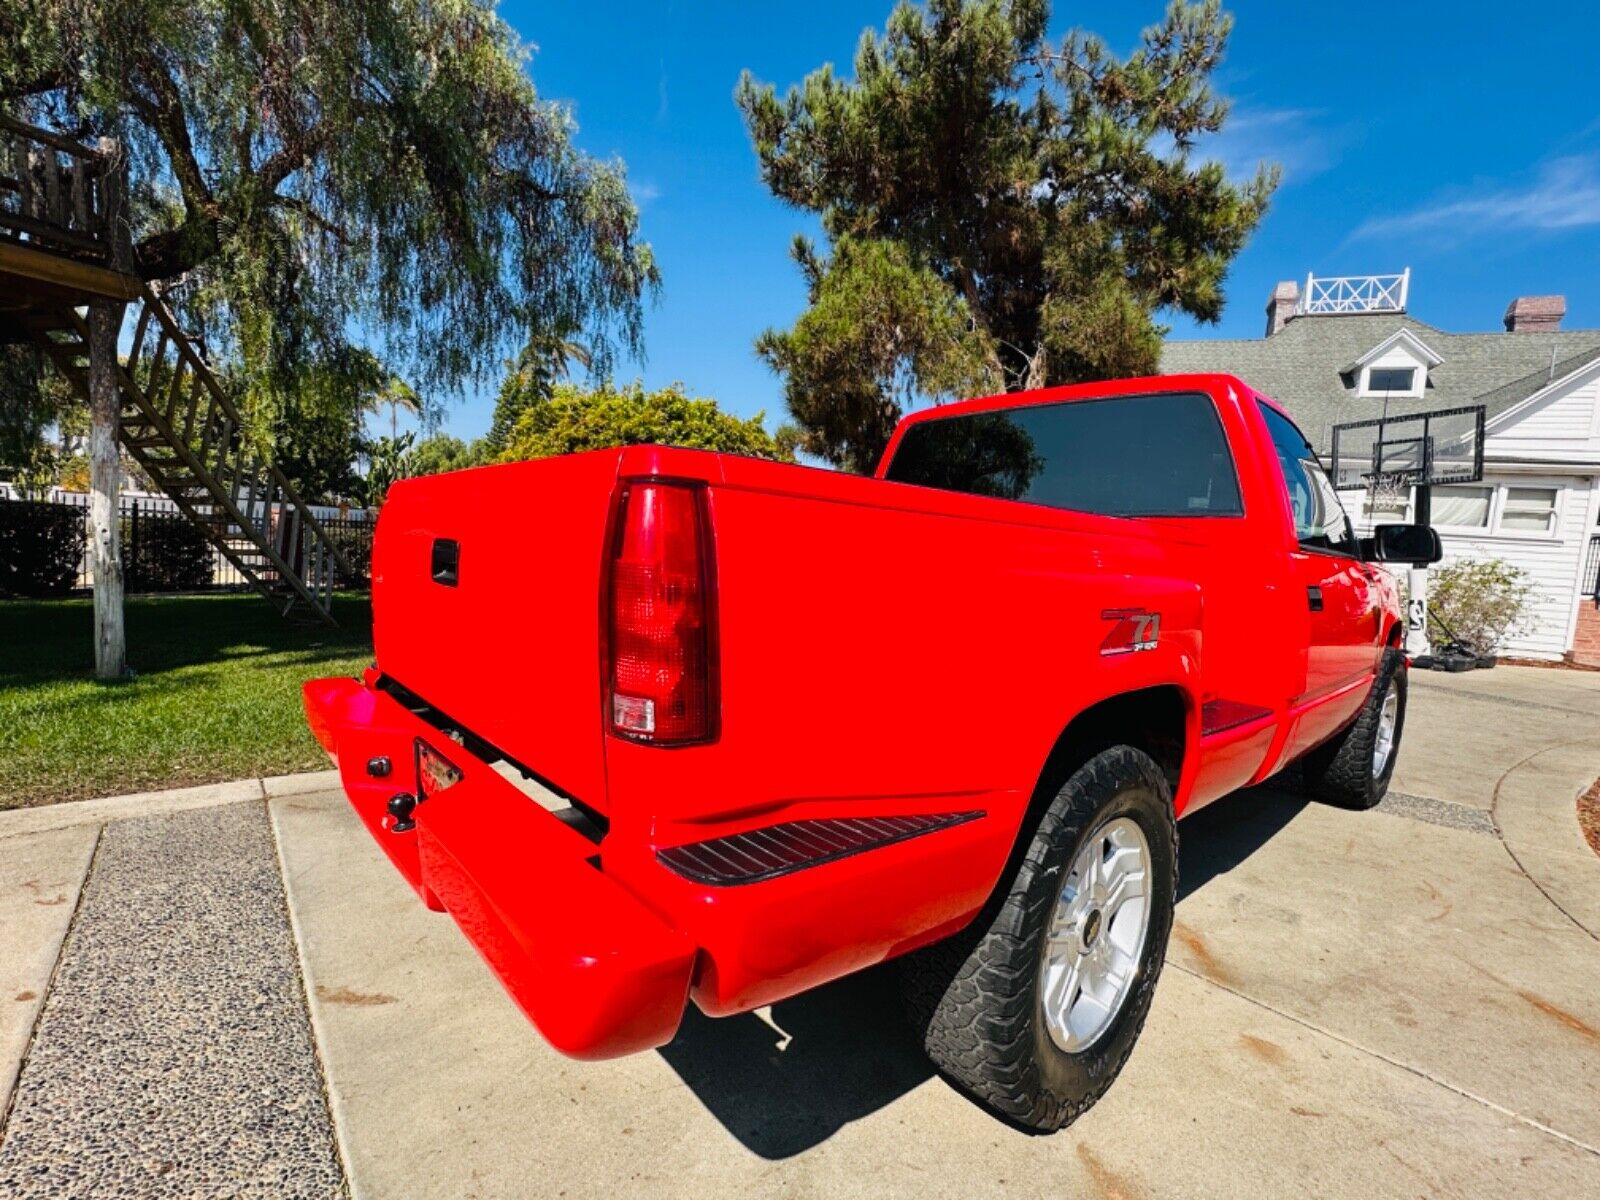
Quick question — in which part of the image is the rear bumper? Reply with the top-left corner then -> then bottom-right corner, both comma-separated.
304,675 -> 1020,1058
301,676 -> 694,1059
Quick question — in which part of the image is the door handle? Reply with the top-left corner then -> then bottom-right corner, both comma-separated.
1307,586 -> 1324,612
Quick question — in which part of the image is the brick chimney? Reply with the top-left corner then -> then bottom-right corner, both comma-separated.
1264,280 -> 1299,337
1503,295 -> 1565,333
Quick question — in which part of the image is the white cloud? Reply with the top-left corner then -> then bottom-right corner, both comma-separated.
632,181 -> 661,207
1352,155 -> 1600,241
1201,106 -> 1339,185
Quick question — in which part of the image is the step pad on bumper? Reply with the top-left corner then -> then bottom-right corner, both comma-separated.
657,812 -> 983,885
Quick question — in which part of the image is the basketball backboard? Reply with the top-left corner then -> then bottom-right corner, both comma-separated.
1329,405 -> 1485,495
1330,405 -> 1485,662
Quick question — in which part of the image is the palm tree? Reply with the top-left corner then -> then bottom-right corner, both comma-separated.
484,330 -> 593,453
366,375 -> 423,438
551,335 -> 592,379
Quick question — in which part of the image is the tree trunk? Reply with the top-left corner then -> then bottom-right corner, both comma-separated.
88,299 -> 126,679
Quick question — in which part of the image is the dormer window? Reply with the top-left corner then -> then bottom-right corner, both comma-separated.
1347,328 -> 1441,399
1365,366 -> 1416,394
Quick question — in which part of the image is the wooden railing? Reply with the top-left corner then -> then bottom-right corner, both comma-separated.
0,113 -> 127,263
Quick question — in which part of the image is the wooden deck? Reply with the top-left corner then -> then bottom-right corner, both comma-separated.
0,114 -> 137,326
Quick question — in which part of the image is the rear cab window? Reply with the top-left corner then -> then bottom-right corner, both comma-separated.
1256,400 -> 1359,557
882,390 -> 1243,518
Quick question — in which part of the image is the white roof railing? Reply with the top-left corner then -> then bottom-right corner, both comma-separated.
1296,269 -> 1410,316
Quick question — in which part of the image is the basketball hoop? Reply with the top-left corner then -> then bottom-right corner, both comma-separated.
1364,470 -> 1412,514
1331,404 -> 1488,662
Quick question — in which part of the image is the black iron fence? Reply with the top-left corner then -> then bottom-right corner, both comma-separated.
0,493 -> 373,598
1583,534 -> 1600,601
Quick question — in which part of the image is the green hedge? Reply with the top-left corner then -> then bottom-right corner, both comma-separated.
0,500 -> 86,597
325,521 -> 373,586
2,499 -> 372,596
126,514 -> 213,592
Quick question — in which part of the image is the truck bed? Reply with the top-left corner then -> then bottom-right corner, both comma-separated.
371,443 -> 1209,828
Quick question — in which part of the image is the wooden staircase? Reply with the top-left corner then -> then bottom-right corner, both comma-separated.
26,285 -> 354,624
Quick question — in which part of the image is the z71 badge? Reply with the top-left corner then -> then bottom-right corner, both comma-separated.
1100,608 -> 1160,656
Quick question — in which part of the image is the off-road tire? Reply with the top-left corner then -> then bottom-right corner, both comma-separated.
899,745 -> 1177,1132
1299,647 -> 1407,809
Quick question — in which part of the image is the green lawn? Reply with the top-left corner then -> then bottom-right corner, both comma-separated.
0,593 -> 373,808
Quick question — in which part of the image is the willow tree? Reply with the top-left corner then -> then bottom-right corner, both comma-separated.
738,0 -> 1277,471
1,0 -> 657,671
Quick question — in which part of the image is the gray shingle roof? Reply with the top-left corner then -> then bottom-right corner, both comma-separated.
1160,313 -> 1600,452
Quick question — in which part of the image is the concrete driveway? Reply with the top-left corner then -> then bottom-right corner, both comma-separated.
2,666 -> 1598,1198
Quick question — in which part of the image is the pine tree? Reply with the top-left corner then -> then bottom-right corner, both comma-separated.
737,0 -> 1278,471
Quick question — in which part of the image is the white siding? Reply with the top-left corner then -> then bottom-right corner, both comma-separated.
1410,357 -> 1600,656
1434,473 -> 1595,659
1488,361 -> 1600,459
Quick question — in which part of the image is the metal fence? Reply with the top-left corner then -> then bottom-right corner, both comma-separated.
1583,535 -> 1600,600
1,492 -> 373,595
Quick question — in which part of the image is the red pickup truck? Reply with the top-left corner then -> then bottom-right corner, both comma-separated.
304,374 -> 1439,1130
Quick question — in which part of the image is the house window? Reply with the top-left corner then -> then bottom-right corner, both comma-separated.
1432,485 -> 1492,529
1500,486 -> 1558,534
1428,483 -> 1559,537
1366,367 -> 1416,394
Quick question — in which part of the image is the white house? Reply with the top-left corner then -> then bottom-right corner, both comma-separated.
1162,273 -> 1600,663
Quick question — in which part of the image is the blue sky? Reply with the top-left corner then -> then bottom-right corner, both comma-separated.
428,0 -> 1600,442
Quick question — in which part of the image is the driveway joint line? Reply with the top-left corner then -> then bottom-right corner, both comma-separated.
1488,736 -> 1600,943
1168,962 -> 1600,1159
269,797 -> 355,1200
0,822 -> 104,1153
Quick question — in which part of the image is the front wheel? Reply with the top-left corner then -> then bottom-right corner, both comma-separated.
1300,648 -> 1407,809
899,745 -> 1177,1132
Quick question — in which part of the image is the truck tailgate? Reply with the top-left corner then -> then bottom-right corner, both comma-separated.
370,448 -> 627,810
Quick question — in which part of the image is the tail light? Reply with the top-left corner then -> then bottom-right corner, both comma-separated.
605,480 -> 718,745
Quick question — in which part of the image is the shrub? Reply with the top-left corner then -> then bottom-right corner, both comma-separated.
0,500 -> 85,597
498,381 -> 794,464
1429,557 -> 1536,653
358,432 -> 414,509
407,433 -> 487,478
323,520 -> 373,587
57,455 -> 90,493
126,514 -> 213,592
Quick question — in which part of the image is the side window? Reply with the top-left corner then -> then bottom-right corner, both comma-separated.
1257,401 -> 1359,556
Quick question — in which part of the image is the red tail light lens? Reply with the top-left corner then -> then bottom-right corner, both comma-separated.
605,481 -> 718,745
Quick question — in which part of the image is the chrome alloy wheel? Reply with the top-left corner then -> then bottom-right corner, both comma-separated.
1041,816 -> 1152,1053
1372,678 -> 1400,779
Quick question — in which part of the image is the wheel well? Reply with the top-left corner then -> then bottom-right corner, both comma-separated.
1035,686 -> 1188,805
963,685 -> 1191,932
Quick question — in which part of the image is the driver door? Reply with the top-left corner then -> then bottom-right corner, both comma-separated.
1257,402 -> 1382,760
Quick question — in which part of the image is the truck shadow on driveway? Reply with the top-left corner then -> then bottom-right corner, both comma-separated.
1175,785 -> 1310,903
657,965 -> 932,1159
655,786 -> 1310,1158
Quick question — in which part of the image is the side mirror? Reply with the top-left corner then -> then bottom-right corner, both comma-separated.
1364,524 -> 1443,565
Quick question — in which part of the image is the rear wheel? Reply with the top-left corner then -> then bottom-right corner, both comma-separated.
900,745 -> 1177,1132
1300,648 -> 1407,809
